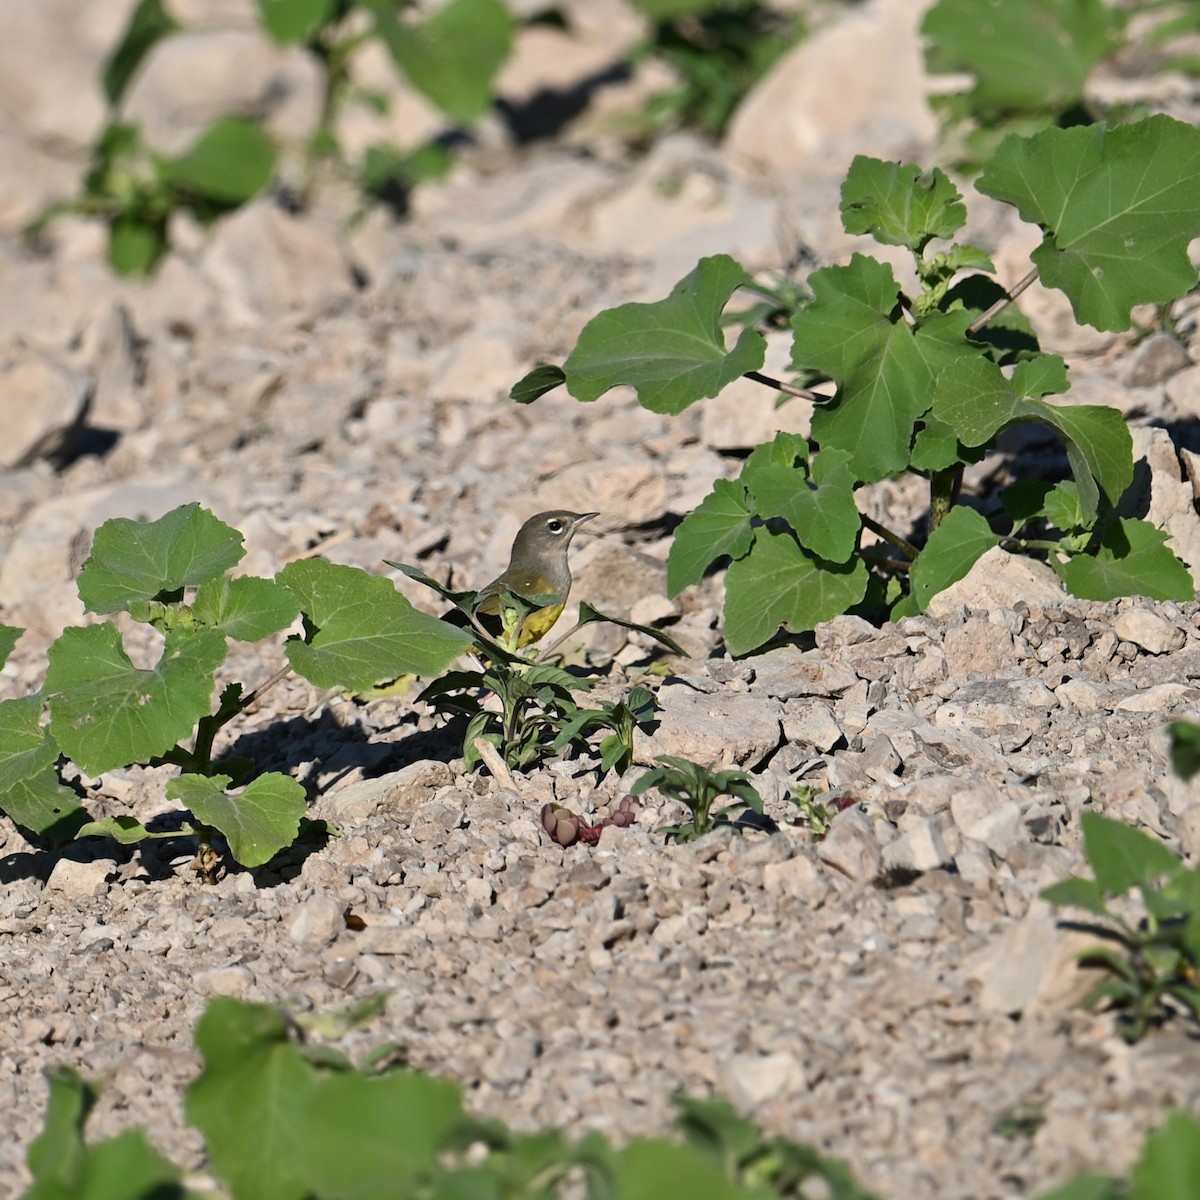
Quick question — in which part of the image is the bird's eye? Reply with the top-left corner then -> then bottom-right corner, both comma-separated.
547,519 -> 565,534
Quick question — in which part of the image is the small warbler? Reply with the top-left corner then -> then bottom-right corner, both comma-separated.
473,510 -> 597,650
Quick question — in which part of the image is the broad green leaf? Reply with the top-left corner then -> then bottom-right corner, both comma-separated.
108,215 -> 166,276
0,771 -> 88,843
0,624 -> 21,667
1130,1111 -> 1200,1200
0,696 -> 57,792
1040,876 -> 1110,918
297,1071 -> 466,1198
1043,482 -> 1085,533
193,575 -> 300,641
24,1131 -> 185,1200
162,118 -> 276,205
667,479 -> 753,596
1035,1175 -> 1123,1200
26,1068 -> 96,1189
563,255 -> 766,414
942,274 -> 1040,364
626,0 -> 717,17
169,772 -> 306,868
743,448 -> 859,563
102,0 -> 179,105
1079,811 -> 1181,896
612,1140 -> 745,1200
908,505 -> 1001,612
1056,519 -> 1195,602
723,528 -> 868,656
840,156 -> 966,250
1168,720 -> 1200,781
279,559 -> 474,689
575,602 -> 687,657
256,0 -> 334,43
909,414 -> 966,472
922,0 -> 1126,117
368,0 -> 513,124
510,364 -> 566,404
745,430 -> 808,471
78,503 -> 245,614
977,117 -> 1200,331
77,815 -> 159,845
46,625 -> 225,775
932,353 -> 1132,514
186,999 -> 319,1200
793,256 -> 976,481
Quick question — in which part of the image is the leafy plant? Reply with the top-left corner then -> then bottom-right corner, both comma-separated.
626,0 -> 806,139
631,754 -> 763,841
0,503 -> 473,872
514,114 -> 1200,654
1041,811 -> 1200,1042
541,795 -> 638,847
788,783 -> 834,839
391,560 -> 679,774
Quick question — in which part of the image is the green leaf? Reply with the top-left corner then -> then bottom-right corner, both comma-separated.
296,1070 -> 467,1198
46,625 -> 225,775
1044,482 -> 1086,533
1168,720 -> 1200,782
612,1140 -> 746,1200
108,215 -> 166,276
368,0 -> 514,124
78,503 -> 245,614
840,156 -> 966,250
1079,811 -> 1181,896
1040,876 -> 1111,918
575,602 -> 688,657
102,0 -> 179,106
563,255 -> 766,414
0,772 -> 88,843
26,1068 -> 96,1188
168,772 -> 306,868
626,0 -> 717,17
1130,1111 -> 1200,1200
0,697 -> 88,840
922,0 -> 1126,118
510,364 -> 566,404
932,354 -> 1132,514
793,256 -> 976,481
977,117 -> 1200,331
0,696 -> 57,792
279,559 -> 474,690
161,118 -> 276,206
723,527 -> 868,656
1035,1175 -> 1124,1200
193,575 -> 301,641
1056,518 -> 1195,602
667,479 -> 754,596
0,624 -> 22,667
908,505 -> 1001,612
76,815 -> 179,845
256,0 -> 334,43
909,414 -> 966,472
186,999 -> 319,1200
743,447 -> 860,564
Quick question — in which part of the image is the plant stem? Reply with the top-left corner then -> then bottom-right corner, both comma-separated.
929,465 -> 963,531
967,267 -> 1039,337
860,515 -> 919,560
744,370 -> 827,402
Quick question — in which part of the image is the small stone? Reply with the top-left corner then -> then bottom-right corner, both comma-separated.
320,760 -> 454,821
1112,608 -> 1185,655
45,857 -> 112,900
719,1052 -> 807,1108
289,894 -> 345,948
782,703 -> 845,752
1123,332 -> 1191,387
639,682 -> 783,769
0,347 -> 92,468
882,817 -> 953,874
194,965 -> 255,994
949,790 -> 1027,859
1055,679 -> 1109,712
1115,683 -> 1197,713
817,808 -> 882,883
762,854 -> 829,905
925,549 -> 1067,619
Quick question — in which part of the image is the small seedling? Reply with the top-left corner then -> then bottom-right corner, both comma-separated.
551,686 -> 659,775
1041,811 -> 1200,1042
631,755 -> 763,842
787,783 -> 833,839
541,796 -> 638,848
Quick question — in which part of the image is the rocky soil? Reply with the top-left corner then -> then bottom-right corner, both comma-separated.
3,1 -> 1200,1197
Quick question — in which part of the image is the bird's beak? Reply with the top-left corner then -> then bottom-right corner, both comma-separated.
575,512 -> 599,528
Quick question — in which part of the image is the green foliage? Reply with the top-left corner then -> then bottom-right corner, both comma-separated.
628,0 -> 806,138
516,119 -> 1200,653
551,685 -> 659,774
1041,812 -> 1200,1042
631,754 -> 762,841
0,504 -> 474,872
20,993 -> 1200,1200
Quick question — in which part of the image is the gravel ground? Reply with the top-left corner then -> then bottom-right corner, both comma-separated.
4,2 -> 1200,1197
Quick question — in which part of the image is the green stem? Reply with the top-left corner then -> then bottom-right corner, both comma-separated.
743,370 -> 826,403
861,515 -> 919,560
929,465 -> 963,532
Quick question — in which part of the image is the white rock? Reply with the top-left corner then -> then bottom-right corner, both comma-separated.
1055,679 -> 1109,713
762,854 -> 829,905
882,817 -> 953,874
817,808 -> 882,883
949,790 -> 1026,859
782,704 -> 845,753
289,894 -> 345,949
0,348 -> 92,468
1113,607 -> 1186,655
925,548 -> 1067,619
1115,684 -> 1197,713
724,0 -> 937,179
639,682 -> 782,769
719,1051 -> 806,1108
45,857 -> 112,900
1124,427 -> 1200,594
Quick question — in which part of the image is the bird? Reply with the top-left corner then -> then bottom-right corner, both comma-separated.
472,510 -> 597,651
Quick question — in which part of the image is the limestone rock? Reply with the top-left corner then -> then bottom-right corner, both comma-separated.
925,548 -> 1068,619
639,681 -> 782,769
817,808 -> 882,883
0,347 -> 92,468
1113,607 -> 1186,656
